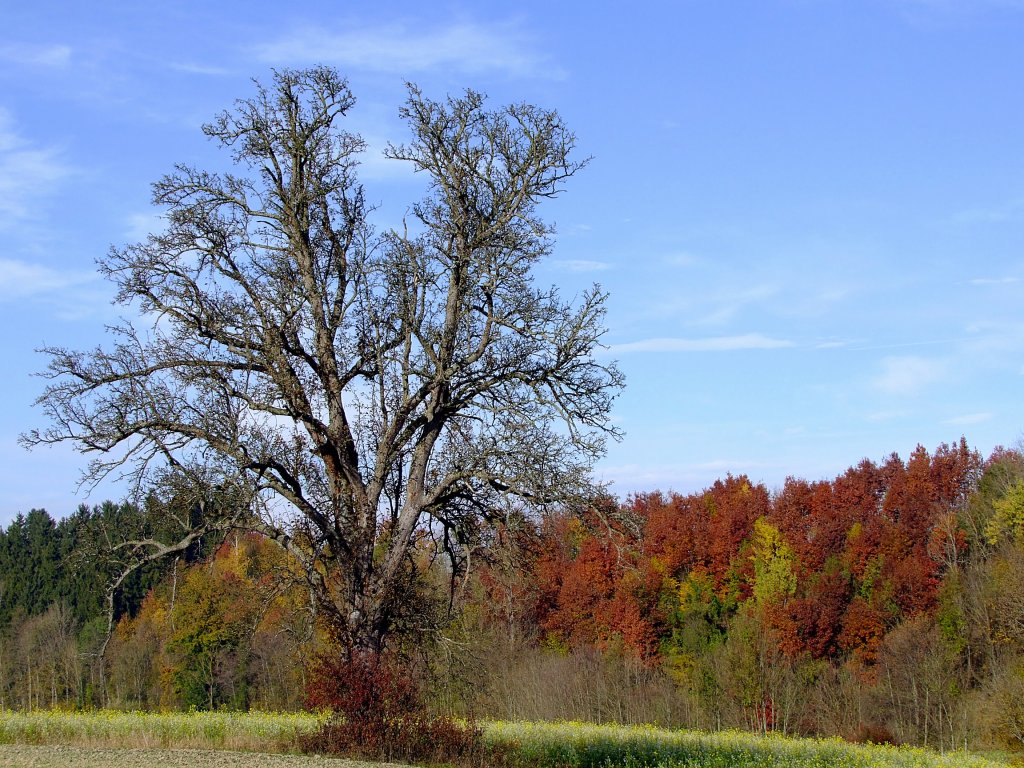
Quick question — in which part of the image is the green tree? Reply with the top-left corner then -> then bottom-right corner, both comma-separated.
986,481 -> 1024,546
962,449 -> 1024,554
169,557 -> 256,709
749,517 -> 797,607
24,67 -> 622,657
0,510 -> 60,627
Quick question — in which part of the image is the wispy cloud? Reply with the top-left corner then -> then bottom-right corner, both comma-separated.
663,252 -> 699,267
697,283 -> 781,326
850,338 -> 962,352
648,278 -> 782,325
609,334 -> 794,354
866,410 -> 911,423
352,135 -> 423,182
944,412 -> 993,426
168,62 -> 234,77
895,0 -> 1024,23
597,458 -> 782,493
953,197 -> 1024,224
900,0 -> 1024,8
552,259 -> 611,272
970,276 -> 1019,285
254,20 -> 561,78
0,110 -> 73,227
0,43 -> 71,68
0,257 -> 95,302
123,212 -> 167,242
871,355 -> 948,396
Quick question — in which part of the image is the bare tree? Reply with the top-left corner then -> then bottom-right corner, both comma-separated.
23,67 -> 623,655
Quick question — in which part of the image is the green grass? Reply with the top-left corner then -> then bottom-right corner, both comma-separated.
0,709 -> 322,752
485,720 -> 1018,767
0,710 -> 1017,767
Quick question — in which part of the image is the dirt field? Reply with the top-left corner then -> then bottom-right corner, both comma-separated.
0,745 -> 413,768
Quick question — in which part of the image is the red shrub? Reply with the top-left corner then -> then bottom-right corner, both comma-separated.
301,650 -> 510,767
305,650 -> 422,722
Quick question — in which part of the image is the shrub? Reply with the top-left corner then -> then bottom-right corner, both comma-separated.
300,650 -> 512,766
304,650 -> 422,722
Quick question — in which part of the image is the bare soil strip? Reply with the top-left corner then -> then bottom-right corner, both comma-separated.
0,745 -> 413,768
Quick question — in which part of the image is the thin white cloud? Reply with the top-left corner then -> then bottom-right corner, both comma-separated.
648,280 -> 782,326
354,138 -> 421,182
552,259 -> 611,272
970,276 -> 1019,285
895,0 -> 1024,22
814,286 -> 851,304
852,338 -> 961,351
866,410 -> 910,423
0,110 -> 73,227
699,285 -> 780,325
597,458 -> 781,493
953,197 -> 1024,224
124,212 -> 167,242
168,62 -> 234,77
0,257 -> 95,302
663,252 -> 698,267
871,356 -> 948,396
254,20 -> 561,78
557,223 -> 593,238
944,412 -> 993,426
0,43 -> 71,68
609,334 -> 794,354
901,0 -> 1024,8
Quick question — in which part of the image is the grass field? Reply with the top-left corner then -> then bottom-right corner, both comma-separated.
487,720 -> 1018,767
0,710 -> 1018,768
0,710 -> 322,753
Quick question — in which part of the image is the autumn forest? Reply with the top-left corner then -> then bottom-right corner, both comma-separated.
2,439 -> 1023,754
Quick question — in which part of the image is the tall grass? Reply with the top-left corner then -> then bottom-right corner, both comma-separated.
0,710 -> 1015,767
485,720 -> 1015,768
0,710 -> 321,752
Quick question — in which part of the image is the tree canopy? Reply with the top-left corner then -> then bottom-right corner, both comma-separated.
23,67 -> 623,654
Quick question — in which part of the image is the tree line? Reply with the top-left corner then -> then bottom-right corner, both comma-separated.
462,439 -> 1024,750
2,439 -> 1024,752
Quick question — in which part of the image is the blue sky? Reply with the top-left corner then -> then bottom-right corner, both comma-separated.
2,1 -> 1023,523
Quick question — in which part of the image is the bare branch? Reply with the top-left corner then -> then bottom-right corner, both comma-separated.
24,68 -> 622,656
